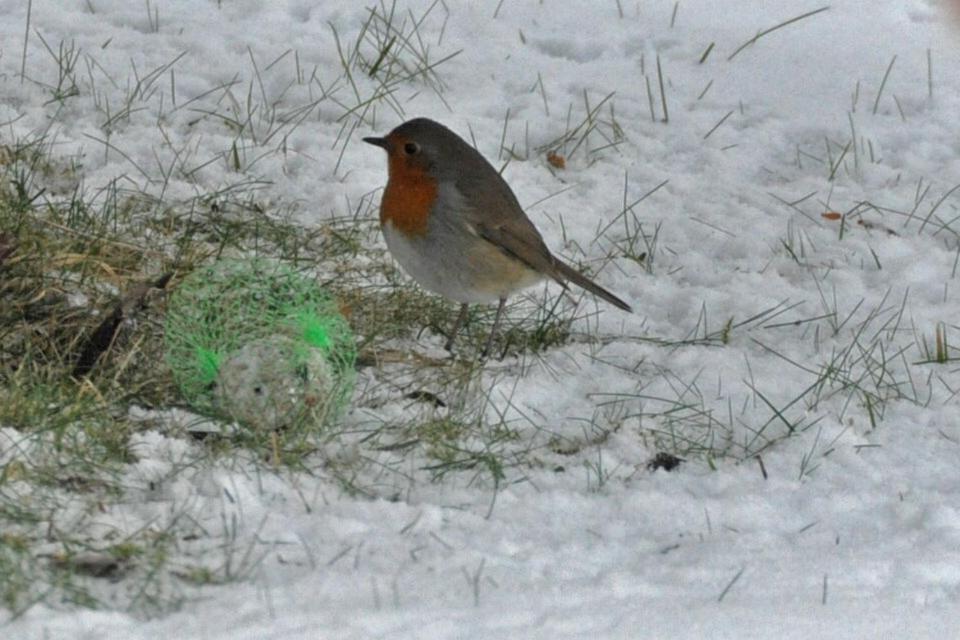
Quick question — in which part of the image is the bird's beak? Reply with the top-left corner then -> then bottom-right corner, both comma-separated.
363,136 -> 390,151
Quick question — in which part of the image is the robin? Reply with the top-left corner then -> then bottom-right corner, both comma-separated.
364,117 -> 632,355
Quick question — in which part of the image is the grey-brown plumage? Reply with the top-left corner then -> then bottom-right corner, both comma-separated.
364,117 -> 632,354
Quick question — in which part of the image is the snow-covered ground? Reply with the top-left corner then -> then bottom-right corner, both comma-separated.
3,0 -> 960,637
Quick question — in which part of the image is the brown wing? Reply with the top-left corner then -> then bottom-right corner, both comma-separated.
448,137 -> 633,312
449,148 -> 559,275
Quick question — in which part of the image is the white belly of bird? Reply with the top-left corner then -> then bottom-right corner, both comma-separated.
382,220 -> 543,304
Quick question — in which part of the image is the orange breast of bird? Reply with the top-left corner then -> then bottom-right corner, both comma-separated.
380,153 -> 437,237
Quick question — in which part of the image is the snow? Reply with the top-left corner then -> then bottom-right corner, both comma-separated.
3,0 -> 960,637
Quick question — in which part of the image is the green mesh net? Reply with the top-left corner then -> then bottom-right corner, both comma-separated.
164,259 -> 356,433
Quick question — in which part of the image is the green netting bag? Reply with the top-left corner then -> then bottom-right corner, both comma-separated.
164,259 -> 356,434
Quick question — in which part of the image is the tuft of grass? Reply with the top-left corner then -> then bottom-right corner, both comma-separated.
599,173 -> 668,274
327,0 -> 461,127
914,322 -> 957,365
535,91 -> 623,166
31,33 -> 82,106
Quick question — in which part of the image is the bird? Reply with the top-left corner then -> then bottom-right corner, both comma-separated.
364,117 -> 632,356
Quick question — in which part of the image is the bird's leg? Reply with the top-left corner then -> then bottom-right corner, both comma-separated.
445,303 -> 470,352
481,297 -> 506,358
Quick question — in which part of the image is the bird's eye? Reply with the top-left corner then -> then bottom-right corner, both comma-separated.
404,142 -> 420,155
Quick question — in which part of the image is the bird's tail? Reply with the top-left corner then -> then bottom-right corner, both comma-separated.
553,260 -> 633,312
